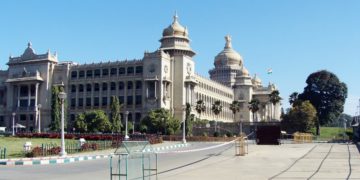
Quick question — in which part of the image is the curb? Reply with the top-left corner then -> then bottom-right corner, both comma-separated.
0,154 -> 111,166
0,143 -> 188,166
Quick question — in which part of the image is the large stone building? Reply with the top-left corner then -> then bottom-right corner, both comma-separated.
0,14 -> 281,132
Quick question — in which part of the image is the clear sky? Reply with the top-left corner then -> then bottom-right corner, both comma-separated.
0,0 -> 359,115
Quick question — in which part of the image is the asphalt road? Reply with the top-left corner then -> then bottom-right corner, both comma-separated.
0,142 -> 359,180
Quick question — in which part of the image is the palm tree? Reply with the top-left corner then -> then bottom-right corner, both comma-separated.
248,99 -> 260,122
229,100 -> 240,121
211,100 -> 223,132
195,100 -> 206,120
269,90 -> 282,120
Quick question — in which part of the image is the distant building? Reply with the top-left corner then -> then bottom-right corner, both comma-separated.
0,14 -> 281,132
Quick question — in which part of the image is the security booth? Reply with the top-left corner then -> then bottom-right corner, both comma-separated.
110,141 -> 158,180
255,123 -> 281,145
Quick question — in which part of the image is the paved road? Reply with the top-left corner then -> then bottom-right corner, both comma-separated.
1,142 -> 359,180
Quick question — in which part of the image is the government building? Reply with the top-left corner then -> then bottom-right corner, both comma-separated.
0,14 -> 281,132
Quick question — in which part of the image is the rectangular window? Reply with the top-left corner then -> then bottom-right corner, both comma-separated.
127,96 -> 133,105
136,81 -> 142,89
102,83 -> 108,91
20,100 -> 28,107
30,99 -> 35,107
135,66 -> 143,74
71,71 -> 77,79
118,82 -> 124,90
127,67 -> 134,75
94,83 -> 99,91
79,70 -> 85,78
86,84 -> 92,92
119,96 -> 124,104
29,114 -> 34,121
86,70 -> 93,78
20,114 -> 26,121
94,69 -> 100,77
79,85 -> 84,92
119,67 -> 125,75
71,85 -> 76,93
102,69 -> 109,77
94,97 -> 99,106
78,98 -> 83,107
71,98 -> 76,107
20,85 -> 28,97
110,82 -> 116,91
135,95 -> 142,105
86,98 -> 91,107
30,85 -> 35,96
110,68 -> 117,76
102,97 -> 108,106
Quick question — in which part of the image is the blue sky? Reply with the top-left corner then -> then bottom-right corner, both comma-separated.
0,0 -> 359,115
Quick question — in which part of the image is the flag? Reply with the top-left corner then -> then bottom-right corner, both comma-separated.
267,68 -> 273,74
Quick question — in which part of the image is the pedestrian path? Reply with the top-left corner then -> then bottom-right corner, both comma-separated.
0,141 -> 188,166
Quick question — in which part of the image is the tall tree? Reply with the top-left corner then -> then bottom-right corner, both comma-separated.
248,99 -> 260,121
269,90 -> 282,120
211,100 -> 223,132
195,100 -> 206,120
110,96 -> 122,133
184,103 -> 193,136
50,86 -> 61,132
299,70 -> 348,135
229,100 -> 240,121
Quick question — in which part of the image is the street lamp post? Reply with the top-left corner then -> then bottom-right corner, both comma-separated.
182,106 -> 187,144
124,111 -> 129,140
58,92 -> 67,156
240,118 -> 243,135
37,104 -> 42,133
12,112 -> 16,136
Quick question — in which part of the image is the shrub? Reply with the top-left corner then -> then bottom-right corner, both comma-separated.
48,146 -> 61,155
213,131 -> 220,137
226,132 -> 232,137
25,147 -> 43,157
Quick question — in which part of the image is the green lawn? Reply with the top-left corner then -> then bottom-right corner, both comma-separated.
310,127 -> 352,141
0,137 -> 76,158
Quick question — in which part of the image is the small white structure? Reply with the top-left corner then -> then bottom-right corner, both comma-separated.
23,141 -> 32,152
0,127 -> 6,132
79,138 -> 86,147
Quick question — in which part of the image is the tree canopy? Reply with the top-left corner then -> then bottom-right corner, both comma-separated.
299,70 -> 347,135
74,110 -> 112,133
195,100 -> 206,119
248,99 -> 260,121
141,108 -> 180,135
281,100 -> 317,133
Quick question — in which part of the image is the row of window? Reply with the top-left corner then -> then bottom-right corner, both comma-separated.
196,92 -> 232,118
71,81 -> 142,93
198,82 -> 232,99
70,95 -> 142,107
71,66 -> 143,79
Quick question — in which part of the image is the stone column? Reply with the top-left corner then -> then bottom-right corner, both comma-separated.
17,85 -> 20,108
28,84 -> 31,107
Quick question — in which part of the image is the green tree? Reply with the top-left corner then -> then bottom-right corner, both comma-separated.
229,100 -> 240,122
211,100 -> 223,132
289,92 -> 302,106
50,86 -> 61,131
141,108 -> 180,135
74,110 -> 112,133
281,100 -> 317,133
269,90 -> 282,120
110,96 -> 122,133
299,70 -> 348,135
195,100 -> 206,120
248,99 -> 260,121
184,103 -> 194,136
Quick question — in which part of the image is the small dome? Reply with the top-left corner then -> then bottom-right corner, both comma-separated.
252,74 -> 262,86
214,35 -> 243,67
239,66 -> 249,76
162,13 -> 188,37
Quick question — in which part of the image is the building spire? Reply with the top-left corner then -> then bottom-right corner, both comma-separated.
173,11 -> 178,24
225,35 -> 232,49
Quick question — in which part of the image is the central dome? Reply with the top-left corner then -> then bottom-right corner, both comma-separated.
214,35 -> 243,67
162,14 -> 188,37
